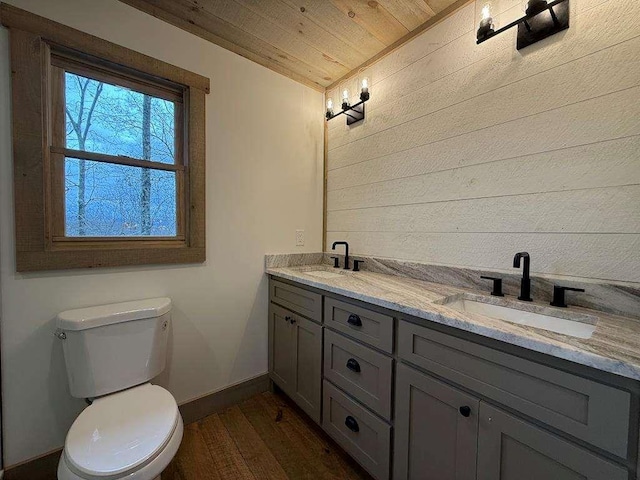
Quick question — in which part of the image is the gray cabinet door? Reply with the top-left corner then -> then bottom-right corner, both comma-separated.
394,363 -> 479,480
292,314 -> 323,423
477,403 -> 628,480
269,303 -> 322,422
269,303 -> 295,392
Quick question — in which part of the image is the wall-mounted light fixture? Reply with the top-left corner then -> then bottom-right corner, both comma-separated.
326,76 -> 370,126
477,0 -> 569,50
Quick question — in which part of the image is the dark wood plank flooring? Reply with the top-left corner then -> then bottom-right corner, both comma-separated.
162,390 -> 373,480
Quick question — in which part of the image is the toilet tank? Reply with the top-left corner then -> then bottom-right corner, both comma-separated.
56,298 -> 172,399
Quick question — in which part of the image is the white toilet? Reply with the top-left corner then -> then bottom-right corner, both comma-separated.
55,298 -> 183,480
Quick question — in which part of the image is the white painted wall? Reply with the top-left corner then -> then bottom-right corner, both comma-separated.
326,0 -> 640,284
0,0 -> 324,466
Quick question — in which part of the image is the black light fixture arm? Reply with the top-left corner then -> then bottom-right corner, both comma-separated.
326,96 -> 368,125
326,98 -> 367,121
477,0 -> 570,49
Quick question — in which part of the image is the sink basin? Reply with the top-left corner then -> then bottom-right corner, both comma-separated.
291,265 -> 349,280
442,295 -> 598,339
304,270 -> 346,280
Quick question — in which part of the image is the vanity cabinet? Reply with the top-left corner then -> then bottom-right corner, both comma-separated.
268,302 -> 322,422
398,320 -> 631,458
268,276 -> 638,480
394,362 -> 627,480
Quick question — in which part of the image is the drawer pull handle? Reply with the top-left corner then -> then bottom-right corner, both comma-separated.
347,314 -> 362,327
459,406 -> 471,417
345,415 -> 360,433
346,358 -> 361,373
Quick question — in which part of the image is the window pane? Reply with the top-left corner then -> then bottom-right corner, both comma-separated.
64,72 -> 176,164
64,158 -> 177,237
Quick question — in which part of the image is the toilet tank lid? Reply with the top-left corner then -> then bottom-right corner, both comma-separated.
57,298 -> 171,331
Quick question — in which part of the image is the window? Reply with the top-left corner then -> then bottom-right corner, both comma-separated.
2,3 -> 209,271
53,61 -> 182,240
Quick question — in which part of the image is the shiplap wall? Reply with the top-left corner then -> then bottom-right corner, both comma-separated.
326,0 -> 640,283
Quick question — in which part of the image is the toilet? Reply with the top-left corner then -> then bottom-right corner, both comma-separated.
55,298 -> 183,480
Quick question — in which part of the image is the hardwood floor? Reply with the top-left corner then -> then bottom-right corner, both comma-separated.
162,390 -> 373,480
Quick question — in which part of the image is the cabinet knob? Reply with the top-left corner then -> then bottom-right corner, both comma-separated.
284,316 -> 296,324
344,415 -> 360,433
347,314 -> 362,327
459,406 -> 471,417
346,358 -> 361,373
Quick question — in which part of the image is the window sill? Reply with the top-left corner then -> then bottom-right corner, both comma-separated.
17,246 -> 205,272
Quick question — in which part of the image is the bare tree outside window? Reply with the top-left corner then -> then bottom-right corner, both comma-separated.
65,75 -> 103,235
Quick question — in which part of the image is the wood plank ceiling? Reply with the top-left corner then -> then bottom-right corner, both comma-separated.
118,0 -> 464,91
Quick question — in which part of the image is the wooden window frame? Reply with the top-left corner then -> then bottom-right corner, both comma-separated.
0,3 -> 210,271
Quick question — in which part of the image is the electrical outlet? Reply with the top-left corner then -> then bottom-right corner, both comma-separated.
295,230 -> 305,246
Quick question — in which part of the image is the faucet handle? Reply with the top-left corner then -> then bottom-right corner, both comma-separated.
550,286 -> 585,308
330,256 -> 340,268
480,276 -> 504,297
353,259 -> 365,272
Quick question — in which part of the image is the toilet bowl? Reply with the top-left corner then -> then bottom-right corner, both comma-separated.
58,384 -> 183,480
55,299 -> 183,480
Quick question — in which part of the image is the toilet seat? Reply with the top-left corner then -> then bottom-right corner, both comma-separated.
61,384 -> 180,479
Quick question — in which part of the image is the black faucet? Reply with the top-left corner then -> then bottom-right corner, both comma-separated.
513,252 -> 532,301
331,241 -> 350,270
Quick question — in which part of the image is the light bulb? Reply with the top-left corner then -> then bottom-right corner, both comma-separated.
481,3 -> 492,20
360,76 -> 370,101
477,2 -> 495,41
326,97 -> 334,119
341,88 -> 350,109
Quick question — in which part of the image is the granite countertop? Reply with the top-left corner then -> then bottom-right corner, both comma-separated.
266,263 -> 640,381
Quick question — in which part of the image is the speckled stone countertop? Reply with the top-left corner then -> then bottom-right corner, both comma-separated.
266,263 -> 640,381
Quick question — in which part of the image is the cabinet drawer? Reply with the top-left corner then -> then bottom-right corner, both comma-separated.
398,320 -> 631,458
322,380 -> 391,480
270,279 -> 322,323
324,297 -> 393,353
324,329 -> 393,420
